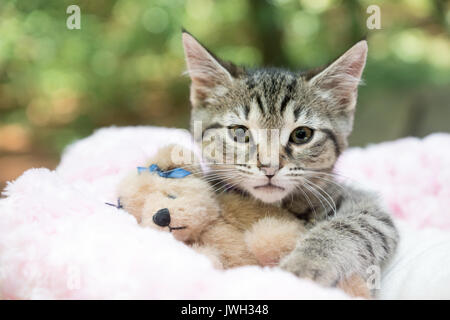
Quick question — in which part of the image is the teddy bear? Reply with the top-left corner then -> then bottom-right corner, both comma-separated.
115,144 -> 371,298
116,144 -> 304,269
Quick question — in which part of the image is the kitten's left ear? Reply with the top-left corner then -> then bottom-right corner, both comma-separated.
308,40 -> 368,112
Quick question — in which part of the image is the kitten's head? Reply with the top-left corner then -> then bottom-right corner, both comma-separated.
182,31 -> 367,203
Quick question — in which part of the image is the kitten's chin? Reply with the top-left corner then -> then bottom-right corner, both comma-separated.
246,185 -> 289,203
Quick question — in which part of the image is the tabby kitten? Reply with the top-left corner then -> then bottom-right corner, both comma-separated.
182,31 -> 398,287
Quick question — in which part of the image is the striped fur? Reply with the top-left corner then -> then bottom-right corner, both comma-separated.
183,31 -> 398,288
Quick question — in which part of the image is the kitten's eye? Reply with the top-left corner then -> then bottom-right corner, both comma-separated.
228,125 -> 250,143
289,127 -> 314,144
167,194 -> 176,199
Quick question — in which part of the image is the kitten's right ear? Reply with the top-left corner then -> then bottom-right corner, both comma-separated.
182,30 -> 239,107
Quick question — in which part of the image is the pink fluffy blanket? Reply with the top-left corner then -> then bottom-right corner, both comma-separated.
1,127 -> 449,299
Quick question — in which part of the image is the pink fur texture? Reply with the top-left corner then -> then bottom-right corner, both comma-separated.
0,127 -> 449,299
335,133 -> 450,230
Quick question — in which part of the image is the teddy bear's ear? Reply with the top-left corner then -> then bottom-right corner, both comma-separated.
147,144 -> 202,173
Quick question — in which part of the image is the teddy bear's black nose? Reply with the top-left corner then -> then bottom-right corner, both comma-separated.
153,208 -> 171,227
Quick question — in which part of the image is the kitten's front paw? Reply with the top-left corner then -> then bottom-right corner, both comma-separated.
279,250 -> 340,287
337,274 -> 372,299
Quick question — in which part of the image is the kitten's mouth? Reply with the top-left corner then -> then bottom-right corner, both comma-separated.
254,183 -> 285,192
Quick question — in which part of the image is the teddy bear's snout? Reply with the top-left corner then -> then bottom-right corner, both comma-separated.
153,208 -> 171,227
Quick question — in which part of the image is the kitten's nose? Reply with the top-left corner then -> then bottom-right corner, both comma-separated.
261,167 -> 277,179
153,208 -> 171,227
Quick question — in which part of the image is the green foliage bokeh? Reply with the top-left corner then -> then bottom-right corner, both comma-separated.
0,0 -> 448,159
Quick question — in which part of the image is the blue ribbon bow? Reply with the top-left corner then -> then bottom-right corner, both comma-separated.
137,164 -> 192,179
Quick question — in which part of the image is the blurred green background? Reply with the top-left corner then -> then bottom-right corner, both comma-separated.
0,0 -> 449,190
